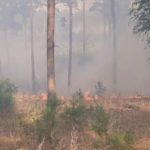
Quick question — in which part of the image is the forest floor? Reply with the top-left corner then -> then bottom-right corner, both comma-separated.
0,93 -> 150,150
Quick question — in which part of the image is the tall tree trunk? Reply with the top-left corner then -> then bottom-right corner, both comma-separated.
4,27 -> 10,77
68,0 -> 73,88
47,0 -> 56,101
0,59 -> 2,78
23,22 -> 29,90
29,0 -> 36,93
108,19 -> 111,42
24,23 -> 28,67
111,0 -> 117,93
83,0 -> 86,56
108,0 -> 112,44
103,10 -> 106,50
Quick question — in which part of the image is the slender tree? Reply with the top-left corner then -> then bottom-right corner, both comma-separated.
110,0 -> 117,92
47,0 -> 56,101
23,22 -> 29,89
20,0 -> 44,92
90,0 -> 118,92
90,0 -> 111,50
57,0 -> 78,88
103,3 -> 107,49
0,59 -> 2,77
3,26 -> 10,76
83,0 -> 86,56
68,0 -> 73,88
29,0 -> 36,93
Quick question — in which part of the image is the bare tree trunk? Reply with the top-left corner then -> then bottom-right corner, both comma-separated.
0,59 -> 2,78
111,0 -> 117,93
108,19 -> 111,42
108,0 -> 112,44
47,0 -> 56,101
4,27 -> 10,76
24,23 -> 28,68
83,0 -> 86,56
103,11 -> 106,50
23,22 -> 29,90
68,0 -> 73,88
29,0 -> 36,93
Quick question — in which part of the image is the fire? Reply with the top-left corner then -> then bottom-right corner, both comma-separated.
39,93 -> 48,101
59,96 -> 65,101
84,91 -> 94,102
18,91 -> 150,106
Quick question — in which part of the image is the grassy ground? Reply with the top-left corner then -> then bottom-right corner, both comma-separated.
0,93 -> 150,150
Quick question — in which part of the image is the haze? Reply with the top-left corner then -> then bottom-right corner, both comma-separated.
0,0 -> 149,96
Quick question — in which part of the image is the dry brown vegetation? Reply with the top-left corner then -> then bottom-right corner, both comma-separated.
0,93 -> 150,150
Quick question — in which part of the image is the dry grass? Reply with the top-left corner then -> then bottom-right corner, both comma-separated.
0,93 -> 150,150
135,137 -> 150,150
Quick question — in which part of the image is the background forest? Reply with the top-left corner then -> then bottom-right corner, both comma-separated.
0,0 -> 150,150
0,0 -> 149,96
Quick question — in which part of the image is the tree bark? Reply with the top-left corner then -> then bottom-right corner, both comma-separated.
83,0 -> 86,56
47,0 -> 56,100
23,22 -> 29,90
29,0 -> 36,93
4,27 -> 10,76
103,9 -> 106,50
0,59 -> 2,78
68,0 -> 73,88
111,0 -> 117,93
24,23 -> 28,68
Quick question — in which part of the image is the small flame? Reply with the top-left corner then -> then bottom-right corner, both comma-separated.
84,91 -> 94,102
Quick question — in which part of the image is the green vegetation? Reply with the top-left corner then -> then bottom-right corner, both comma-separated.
35,97 -> 59,142
0,87 -> 137,149
91,105 -> 109,135
130,0 -> 150,46
0,79 -> 17,115
63,100 -> 86,125
110,133 -> 134,150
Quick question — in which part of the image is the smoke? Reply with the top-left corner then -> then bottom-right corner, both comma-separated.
0,0 -> 150,96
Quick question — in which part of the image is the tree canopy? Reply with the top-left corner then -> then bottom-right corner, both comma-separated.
130,0 -> 150,46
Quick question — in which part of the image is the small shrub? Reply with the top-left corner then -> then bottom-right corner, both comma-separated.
72,89 -> 84,101
62,99 -> 86,128
47,95 -> 59,111
35,96 -> 59,142
94,81 -> 106,96
36,108 -> 55,142
91,105 -> 109,135
0,79 -> 17,115
125,104 -> 139,110
92,140 -> 104,149
110,133 -> 134,150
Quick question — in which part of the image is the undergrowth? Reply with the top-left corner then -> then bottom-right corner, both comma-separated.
0,79 -> 17,116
